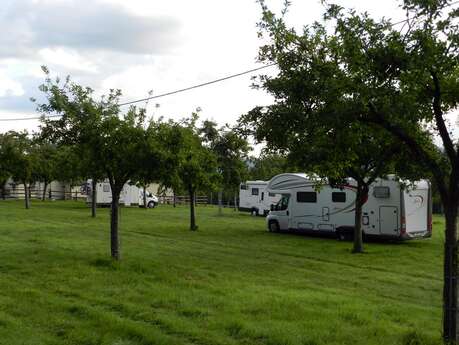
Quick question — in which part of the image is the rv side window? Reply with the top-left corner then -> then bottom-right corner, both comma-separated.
268,192 -> 276,197
297,192 -> 317,203
332,192 -> 346,203
373,186 -> 390,198
103,184 -> 110,193
252,188 -> 259,196
261,192 -> 264,201
240,184 -> 247,190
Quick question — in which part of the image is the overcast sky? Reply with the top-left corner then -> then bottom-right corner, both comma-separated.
0,0 -> 408,134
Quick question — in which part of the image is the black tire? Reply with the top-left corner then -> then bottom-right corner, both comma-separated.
251,208 -> 258,216
268,220 -> 280,233
337,231 -> 347,241
147,201 -> 155,208
336,228 -> 353,241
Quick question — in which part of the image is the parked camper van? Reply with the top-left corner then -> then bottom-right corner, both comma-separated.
239,180 -> 281,216
266,173 -> 432,240
86,180 -> 159,208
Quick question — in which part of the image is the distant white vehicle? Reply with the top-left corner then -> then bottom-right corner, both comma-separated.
86,180 -> 159,208
239,180 -> 281,216
266,173 -> 432,240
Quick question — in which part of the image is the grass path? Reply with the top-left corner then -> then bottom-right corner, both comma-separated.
0,200 -> 445,345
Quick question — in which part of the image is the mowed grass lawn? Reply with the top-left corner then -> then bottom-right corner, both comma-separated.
0,200 -> 444,345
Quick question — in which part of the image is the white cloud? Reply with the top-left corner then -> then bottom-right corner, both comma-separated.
0,74 -> 24,97
38,48 -> 98,73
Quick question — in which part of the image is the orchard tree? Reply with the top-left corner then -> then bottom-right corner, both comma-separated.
0,134 -> 12,200
53,145 -> 86,201
200,120 -> 250,213
38,71 -> 161,260
251,0 -> 459,341
247,153 -> 289,181
2,131 -> 35,209
178,126 -> 219,230
158,116 -> 219,230
30,139 -> 58,201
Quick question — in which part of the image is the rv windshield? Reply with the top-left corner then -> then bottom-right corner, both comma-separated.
276,194 -> 290,211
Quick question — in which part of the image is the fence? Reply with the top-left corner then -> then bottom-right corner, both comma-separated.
160,195 -> 208,205
0,186 -> 85,201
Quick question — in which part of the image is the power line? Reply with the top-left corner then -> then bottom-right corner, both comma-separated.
0,114 -> 61,122
0,64 -> 277,122
117,63 -> 277,106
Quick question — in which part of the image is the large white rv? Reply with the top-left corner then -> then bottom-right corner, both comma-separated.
86,181 -> 159,208
266,173 -> 432,240
239,180 -> 281,216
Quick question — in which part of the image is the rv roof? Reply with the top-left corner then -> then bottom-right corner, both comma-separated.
267,173 -> 430,192
244,180 -> 268,185
267,173 -> 317,192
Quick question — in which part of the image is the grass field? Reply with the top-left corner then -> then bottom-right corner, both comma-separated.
0,200 -> 445,345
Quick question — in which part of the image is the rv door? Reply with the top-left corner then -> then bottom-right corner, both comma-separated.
276,194 -> 291,230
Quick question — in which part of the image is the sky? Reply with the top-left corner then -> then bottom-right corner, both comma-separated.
0,0 -> 412,134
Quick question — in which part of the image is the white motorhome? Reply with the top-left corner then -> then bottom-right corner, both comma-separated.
239,180 -> 281,216
86,181 -> 159,208
266,173 -> 432,240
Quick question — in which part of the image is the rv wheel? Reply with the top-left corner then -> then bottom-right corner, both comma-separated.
337,231 -> 347,241
336,228 -> 353,241
147,201 -> 156,208
251,208 -> 258,216
268,221 -> 279,233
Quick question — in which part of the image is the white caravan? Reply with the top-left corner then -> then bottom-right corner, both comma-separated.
86,181 -> 159,208
239,180 -> 281,216
266,173 -> 432,240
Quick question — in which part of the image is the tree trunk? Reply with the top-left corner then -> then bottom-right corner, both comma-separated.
234,193 -> 238,211
173,191 -> 176,208
110,188 -> 121,260
91,179 -> 97,218
352,183 -> 368,254
24,183 -> 30,209
42,180 -> 48,201
189,185 -> 197,231
143,185 -> 147,208
0,180 -> 6,200
443,204 -> 458,342
218,190 -> 223,215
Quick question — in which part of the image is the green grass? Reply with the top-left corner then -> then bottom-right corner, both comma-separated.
0,200 -> 445,345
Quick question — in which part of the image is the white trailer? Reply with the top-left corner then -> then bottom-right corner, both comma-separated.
239,180 -> 281,216
266,173 -> 432,240
86,180 -> 159,208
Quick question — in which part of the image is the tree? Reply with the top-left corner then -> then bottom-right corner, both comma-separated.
200,120 -> 250,213
0,134 -> 12,200
29,139 -> 58,201
38,71 -> 161,260
53,145 -> 85,201
2,131 -> 35,209
249,0 -> 459,341
157,116 -> 219,230
247,153 -> 289,181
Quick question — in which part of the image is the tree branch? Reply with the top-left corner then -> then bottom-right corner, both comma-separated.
365,103 -> 449,201
431,70 -> 457,165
